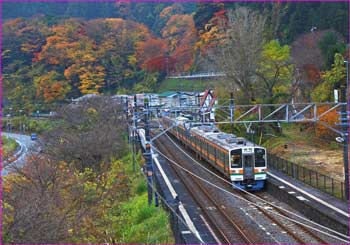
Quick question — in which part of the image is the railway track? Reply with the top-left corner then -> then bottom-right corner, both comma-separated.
154,132 -> 258,244
240,192 -> 330,244
154,129 -> 340,244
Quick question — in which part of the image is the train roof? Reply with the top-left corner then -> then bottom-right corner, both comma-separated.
188,124 -> 263,151
166,116 -> 264,151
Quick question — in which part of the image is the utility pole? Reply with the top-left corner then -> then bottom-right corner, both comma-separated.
129,96 -> 135,173
345,61 -> 350,200
230,92 -> 235,133
144,100 -> 153,205
131,95 -> 138,173
343,60 -> 349,200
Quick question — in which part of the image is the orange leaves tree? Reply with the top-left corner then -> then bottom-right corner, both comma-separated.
315,105 -> 339,139
3,8 -> 199,106
135,37 -> 169,72
34,71 -> 71,102
33,17 -> 152,95
161,14 -> 197,72
3,17 -> 50,111
195,9 -> 227,56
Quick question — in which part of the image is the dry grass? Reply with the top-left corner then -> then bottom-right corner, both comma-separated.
264,125 -> 344,182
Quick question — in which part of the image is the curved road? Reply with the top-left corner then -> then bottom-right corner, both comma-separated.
2,132 -> 35,176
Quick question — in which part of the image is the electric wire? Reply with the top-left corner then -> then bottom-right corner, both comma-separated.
158,121 -> 350,240
129,127 -> 204,244
141,117 -> 347,241
152,145 -> 349,243
140,171 -> 204,244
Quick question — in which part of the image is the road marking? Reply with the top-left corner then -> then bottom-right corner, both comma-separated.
138,130 -> 204,243
268,172 -> 349,218
279,186 -> 285,189
288,191 -> 296,194
296,196 -> 309,201
154,155 -> 203,242
153,156 -> 177,199
179,202 -> 204,243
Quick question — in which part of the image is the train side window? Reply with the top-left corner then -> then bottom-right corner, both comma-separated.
230,149 -> 242,168
254,148 -> 266,167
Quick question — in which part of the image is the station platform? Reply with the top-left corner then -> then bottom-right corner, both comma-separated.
267,169 -> 349,235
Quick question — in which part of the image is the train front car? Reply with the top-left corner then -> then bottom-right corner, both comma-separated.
230,146 -> 267,191
161,116 -> 267,191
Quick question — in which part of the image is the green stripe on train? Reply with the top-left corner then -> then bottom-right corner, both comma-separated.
230,172 -> 266,176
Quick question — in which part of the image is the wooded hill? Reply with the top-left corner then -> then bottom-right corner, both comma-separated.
2,2 -> 349,112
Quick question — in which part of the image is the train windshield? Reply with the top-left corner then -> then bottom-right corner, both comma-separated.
230,149 -> 242,168
254,148 -> 266,167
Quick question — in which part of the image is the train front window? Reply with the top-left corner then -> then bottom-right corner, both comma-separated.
254,148 -> 266,167
230,149 -> 242,168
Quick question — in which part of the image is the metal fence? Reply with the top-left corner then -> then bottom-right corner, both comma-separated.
268,153 -> 346,200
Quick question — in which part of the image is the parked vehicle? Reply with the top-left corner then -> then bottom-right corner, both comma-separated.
31,133 -> 38,140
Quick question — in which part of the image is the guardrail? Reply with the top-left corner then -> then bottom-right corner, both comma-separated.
3,138 -> 24,168
168,72 -> 226,79
268,153 -> 346,200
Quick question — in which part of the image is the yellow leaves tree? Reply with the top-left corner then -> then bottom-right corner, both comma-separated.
78,65 -> 105,95
195,10 -> 227,55
256,40 -> 294,103
36,18 -> 98,67
312,53 -> 346,102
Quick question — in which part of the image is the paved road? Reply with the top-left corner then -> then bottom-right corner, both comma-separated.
2,132 -> 35,176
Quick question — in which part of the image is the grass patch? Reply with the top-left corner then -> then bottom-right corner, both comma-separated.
117,192 -> 174,244
2,136 -> 19,159
101,151 -> 175,244
158,77 -> 219,92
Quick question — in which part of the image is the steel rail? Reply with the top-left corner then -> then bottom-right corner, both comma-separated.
153,132 -> 255,244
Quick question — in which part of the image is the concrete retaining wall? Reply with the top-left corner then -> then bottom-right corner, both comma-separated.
266,178 -> 349,236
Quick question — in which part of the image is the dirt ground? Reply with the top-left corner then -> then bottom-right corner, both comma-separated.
270,141 -> 344,182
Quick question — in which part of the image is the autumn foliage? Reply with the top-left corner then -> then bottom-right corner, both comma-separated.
136,37 -> 169,71
3,8 -> 197,107
314,105 -> 340,139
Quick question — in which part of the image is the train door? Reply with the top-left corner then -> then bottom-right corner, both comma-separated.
243,154 -> 255,180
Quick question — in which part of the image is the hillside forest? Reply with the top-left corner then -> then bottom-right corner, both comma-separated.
2,2 -> 349,113
2,2 -> 349,243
